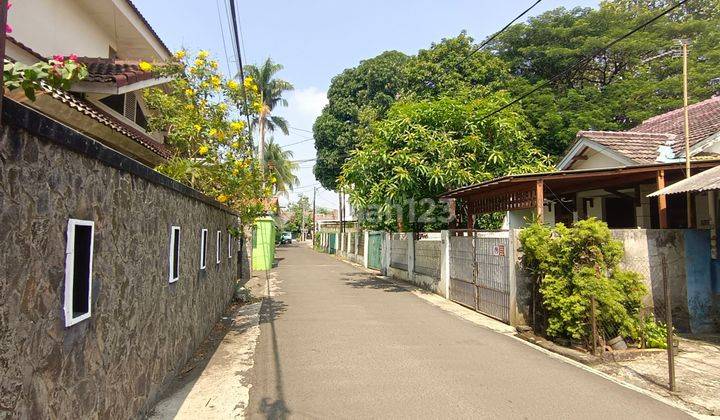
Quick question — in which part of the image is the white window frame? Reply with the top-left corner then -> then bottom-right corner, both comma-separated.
64,219 -> 95,327
200,228 -> 208,270
168,226 -> 180,283
228,232 -> 233,259
216,230 -> 221,264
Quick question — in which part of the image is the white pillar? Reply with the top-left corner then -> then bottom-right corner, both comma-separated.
509,229 -> 519,326
363,230 -> 370,268
407,233 -> 415,282
440,230 -> 450,299
382,232 -> 391,276
354,232 -> 359,256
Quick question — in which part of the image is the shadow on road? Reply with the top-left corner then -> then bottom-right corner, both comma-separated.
343,273 -> 407,293
255,269 -> 291,419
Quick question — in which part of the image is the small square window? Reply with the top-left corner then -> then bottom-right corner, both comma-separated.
228,232 -> 233,259
200,229 -> 208,270
216,230 -> 222,265
64,219 -> 94,327
169,226 -> 180,283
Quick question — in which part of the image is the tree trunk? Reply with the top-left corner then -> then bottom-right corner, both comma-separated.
258,116 -> 266,175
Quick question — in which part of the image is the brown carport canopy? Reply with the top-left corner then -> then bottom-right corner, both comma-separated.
440,160 -> 720,228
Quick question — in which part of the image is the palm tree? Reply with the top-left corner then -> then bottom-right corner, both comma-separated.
242,58 -> 294,173
264,137 -> 299,196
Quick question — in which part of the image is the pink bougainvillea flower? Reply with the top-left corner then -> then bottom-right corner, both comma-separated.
5,2 -> 11,33
52,54 -> 65,62
68,54 -> 78,62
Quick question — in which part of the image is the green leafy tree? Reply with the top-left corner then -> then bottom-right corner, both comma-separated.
313,51 -> 409,191
264,137 -> 299,196
283,195 -> 313,235
243,58 -> 294,172
487,2 -> 720,156
314,34 -> 515,193
341,91 -> 552,231
401,31 -> 512,99
144,50 -> 268,223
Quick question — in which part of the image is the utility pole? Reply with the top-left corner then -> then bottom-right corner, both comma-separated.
300,200 -> 306,242
681,39 -> 693,228
312,187 -> 317,241
339,191 -> 344,233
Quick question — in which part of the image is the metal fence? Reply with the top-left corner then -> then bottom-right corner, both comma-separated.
414,239 -> 441,278
390,233 -> 408,270
448,232 -> 511,323
474,235 -> 511,323
449,236 -> 474,308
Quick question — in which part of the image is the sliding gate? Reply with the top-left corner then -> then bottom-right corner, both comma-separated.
448,231 -> 511,323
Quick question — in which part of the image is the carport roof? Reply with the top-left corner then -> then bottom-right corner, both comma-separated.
440,160 -> 720,200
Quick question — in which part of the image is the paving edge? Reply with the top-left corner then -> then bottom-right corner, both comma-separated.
325,250 -> 709,420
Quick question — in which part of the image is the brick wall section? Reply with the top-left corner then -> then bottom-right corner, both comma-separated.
0,100 -> 238,418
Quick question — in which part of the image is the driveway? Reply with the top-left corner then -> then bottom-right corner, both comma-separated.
246,244 -> 689,419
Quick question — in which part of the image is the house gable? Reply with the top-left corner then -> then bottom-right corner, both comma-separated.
558,137 -> 636,170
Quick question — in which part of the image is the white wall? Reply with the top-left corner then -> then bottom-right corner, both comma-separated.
506,204 -> 555,229
9,0 -> 115,59
568,148 -> 626,170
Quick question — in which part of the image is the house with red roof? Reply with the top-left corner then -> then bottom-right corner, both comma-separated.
5,0 -> 173,166
440,99 -> 720,333
558,96 -> 720,170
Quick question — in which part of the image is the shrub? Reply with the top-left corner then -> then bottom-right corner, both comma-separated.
642,318 -> 670,349
519,218 -> 646,342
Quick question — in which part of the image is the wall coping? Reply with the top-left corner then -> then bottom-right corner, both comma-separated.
2,97 -> 239,217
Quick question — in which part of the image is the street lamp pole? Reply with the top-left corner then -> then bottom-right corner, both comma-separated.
681,39 -> 693,228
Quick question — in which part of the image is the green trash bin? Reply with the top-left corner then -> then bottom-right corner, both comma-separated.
252,216 -> 276,270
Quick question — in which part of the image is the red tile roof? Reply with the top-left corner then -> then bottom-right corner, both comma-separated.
40,82 -> 171,159
77,57 -> 157,87
629,96 -> 720,152
574,96 -> 720,163
577,131 -> 676,163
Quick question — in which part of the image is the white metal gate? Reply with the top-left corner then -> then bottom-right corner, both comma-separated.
449,232 -> 511,323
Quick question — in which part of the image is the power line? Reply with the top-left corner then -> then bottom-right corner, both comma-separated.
227,0 -> 253,147
288,125 -> 314,134
291,157 -> 317,163
478,0 -> 689,122
460,0 -> 543,66
236,4 -> 249,67
215,0 -> 233,76
282,137 -> 314,147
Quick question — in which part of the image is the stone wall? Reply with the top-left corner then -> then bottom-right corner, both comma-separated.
0,100 -> 239,418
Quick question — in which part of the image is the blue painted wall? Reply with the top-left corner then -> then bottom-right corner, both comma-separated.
683,230 -> 716,333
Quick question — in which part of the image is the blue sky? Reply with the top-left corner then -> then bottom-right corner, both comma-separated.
134,0 -> 599,210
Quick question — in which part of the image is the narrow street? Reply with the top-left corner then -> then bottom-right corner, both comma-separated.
245,244 -> 688,419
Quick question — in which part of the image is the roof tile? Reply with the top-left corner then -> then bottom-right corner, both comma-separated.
40,82 -> 171,159
77,57 -> 156,87
577,130 -> 676,163
629,96 -> 720,153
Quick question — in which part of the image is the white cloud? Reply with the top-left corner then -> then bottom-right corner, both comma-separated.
288,86 -> 328,119
273,86 -> 336,209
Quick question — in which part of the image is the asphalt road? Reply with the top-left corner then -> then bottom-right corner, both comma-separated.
246,244 -> 688,419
